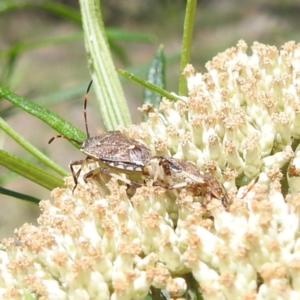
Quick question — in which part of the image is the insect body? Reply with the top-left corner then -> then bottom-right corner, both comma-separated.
70,130 -> 151,191
80,130 -> 151,171
49,81 -> 151,192
48,80 -> 229,208
143,156 -> 230,209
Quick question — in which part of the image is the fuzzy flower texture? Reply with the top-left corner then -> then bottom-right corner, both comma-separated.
2,40 -> 300,300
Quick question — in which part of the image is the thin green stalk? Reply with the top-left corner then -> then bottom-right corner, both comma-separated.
79,0 -> 132,130
0,187 -> 40,204
0,149 -> 63,190
179,0 -> 197,95
0,117 -> 67,176
117,69 -> 181,102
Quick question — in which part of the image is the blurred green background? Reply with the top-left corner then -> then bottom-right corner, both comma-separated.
0,0 -> 300,238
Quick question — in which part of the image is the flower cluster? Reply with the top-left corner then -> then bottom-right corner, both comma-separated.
1,40 -> 300,299
127,40 -> 300,196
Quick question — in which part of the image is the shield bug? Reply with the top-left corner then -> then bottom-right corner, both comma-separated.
142,156 -> 230,209
48,81 -> 151,192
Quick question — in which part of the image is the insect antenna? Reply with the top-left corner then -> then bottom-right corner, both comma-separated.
48,135 -> 81,145
84,80 -> 93,138
48,80 -> 93,145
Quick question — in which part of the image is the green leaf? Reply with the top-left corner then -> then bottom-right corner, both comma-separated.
79,0 -> 132,130
0,187 -> 40,204
0,116 -> 67,176
117,69 -> 181,102
0,149 -> 64,190
143,45 -> 166,109
0,87 -> 86,145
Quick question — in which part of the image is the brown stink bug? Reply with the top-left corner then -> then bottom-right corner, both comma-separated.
48,81 -> 151,192
142,156 -> 230,209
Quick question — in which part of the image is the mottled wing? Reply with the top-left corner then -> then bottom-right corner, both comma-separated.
163,157 -> 205,182
81,131 -> 151,165
166,157 -> 229,207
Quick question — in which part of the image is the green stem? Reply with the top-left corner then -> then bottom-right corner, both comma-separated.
117,69 -> 181,102
0,117 -> 67,176
79,0 -> 132,130
0,187 -> 40,204
179,0 -> 197,95
0,149 -> 64,190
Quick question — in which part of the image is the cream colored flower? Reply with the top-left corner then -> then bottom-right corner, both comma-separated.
2,41 -> 300,299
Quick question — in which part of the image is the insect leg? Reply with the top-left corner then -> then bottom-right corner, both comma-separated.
152,181 -> 187,190
83,167 -> 142,187
238,176 -> 260,199
69,157 -> 95,193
